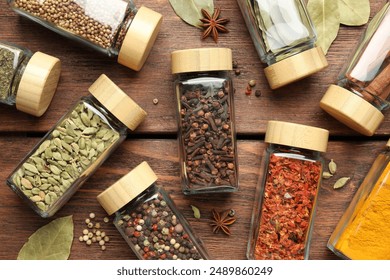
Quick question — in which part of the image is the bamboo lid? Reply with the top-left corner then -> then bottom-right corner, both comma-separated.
264,46 -> 328,89
118,6 -> 162,71
88,74 -> 147,130
97,161 -> 158,215
265,121 -> 329,153
387,139 -> 390,147
320,85 -> 384,136
15,52 -> 61,117
171,48 -> 232,74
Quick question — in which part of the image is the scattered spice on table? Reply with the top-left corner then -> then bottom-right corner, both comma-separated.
255,89 -> 262,97
200,8 -> 229,43
153,98 -> 159,105
79,213 -> 111,251
210,209 -> 236,236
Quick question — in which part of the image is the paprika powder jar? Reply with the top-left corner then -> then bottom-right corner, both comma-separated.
247,121 -> 329,260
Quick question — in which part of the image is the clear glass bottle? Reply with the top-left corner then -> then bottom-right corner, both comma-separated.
320,3 -> 390,136
7,74 -> 147,218
97,161 -> 210,260
7,0 -> 162,71
236,0 -> 328,89
247,121 -> 329,260
171,48 -> 239,195
0,41 -> 61,116
328,139 -> 390,260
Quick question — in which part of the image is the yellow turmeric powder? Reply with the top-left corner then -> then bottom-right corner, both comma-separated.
333,161 -> 390,259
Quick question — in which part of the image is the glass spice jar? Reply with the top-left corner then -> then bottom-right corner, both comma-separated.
7,74 -> 147,218
171,48 -> 239,195
97,161 -> 210,260
320,3 -> 390,136
247,121 -> 329,260
0,41 -> 61,116
328,139 -> 390,260
7,0 -> 162,71
236,0 -> 328,89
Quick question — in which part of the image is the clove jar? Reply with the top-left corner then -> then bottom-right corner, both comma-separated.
7,0 -> 162,71
97,161 -> 210,260
171,48 -> 239,195
247,121 -> 329,260
328,139 -> 390,260
0,41 -> 61,116
320,3 -> 390,136
7,74 -> 147,218
236,0 -> 328,89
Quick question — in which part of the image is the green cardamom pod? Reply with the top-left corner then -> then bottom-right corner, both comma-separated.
329,159 -> 337,174
334,177 -> 350,189
322,171 -> 333,179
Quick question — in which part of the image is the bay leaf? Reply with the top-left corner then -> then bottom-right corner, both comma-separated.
169,0 -> 214,28
191,205 -> 201,219
17,215 -> 74,260
338,0 -> 370,26
307,0 -> 340,54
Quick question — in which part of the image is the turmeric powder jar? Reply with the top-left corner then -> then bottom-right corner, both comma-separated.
328,139 -> 390,260
320,3 -> 390,136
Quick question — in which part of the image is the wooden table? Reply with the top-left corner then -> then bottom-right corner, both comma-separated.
0,0 -> 388,260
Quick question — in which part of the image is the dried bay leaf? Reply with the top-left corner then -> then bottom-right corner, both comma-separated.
191,205 -> 201,219
338,0 -> 370,26
17,215 -> 74,260
169,0 -> 214,28
307,0 -> 340,54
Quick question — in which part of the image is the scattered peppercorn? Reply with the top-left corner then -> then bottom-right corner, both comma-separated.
249,80 -> 256,87
234,69 -> 241,76
153,98 -> 159,105
255,89 -> 262,97
79,213 -> 111,251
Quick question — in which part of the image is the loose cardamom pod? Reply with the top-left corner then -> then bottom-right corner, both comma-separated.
322,171 -> 333,179
333,177 -> 350,189
329,159 -> 337,174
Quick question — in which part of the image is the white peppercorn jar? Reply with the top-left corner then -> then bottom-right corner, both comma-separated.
236,0 -> 328,89
7,0 -> 162,71
7,74 -> 147,218
247,121 -> 329,260
320,3 -> 390,136
97,161 -> 210,260
171,48 -> 239,195
0,41 -> 61,116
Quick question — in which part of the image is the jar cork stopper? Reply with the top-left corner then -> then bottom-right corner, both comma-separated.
265,120 -> 329,153
118,6 -> 163,71
88,74 -> 147,131
171,48 -> 232,74
97,161 -> 158,215
264,46 -> 328,89
15,52 -> 61,117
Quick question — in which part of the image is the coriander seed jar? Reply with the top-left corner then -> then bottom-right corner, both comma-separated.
171,48 -> 239,195
97,161 -> 210,260
247,121 -> 329,260
0,41 -> 61,116
237,0 -> 328,89
328,139 -> 390,259
8,0 -> 162,71
7,74 -> 147,218
320,3 -> 390,136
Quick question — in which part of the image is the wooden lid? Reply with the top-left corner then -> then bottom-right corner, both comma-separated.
171,48 -> 232,74
88,74 -> 147,130
118,6 -> 163,71
97,161 -> 158,215
264,46 -> 328,89
265,121 -> 329,153
15,52 -> 61,117
387,139 -> 390,147
320,85 -> 384,136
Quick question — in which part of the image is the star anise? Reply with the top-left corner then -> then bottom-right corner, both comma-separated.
210,209 -> 236,236
200,8 -> 229,43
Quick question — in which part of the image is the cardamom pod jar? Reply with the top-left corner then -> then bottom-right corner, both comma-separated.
97,161 -> 210,260
0,41 -> 61,116
320,3 -> 390,136
7,0 -> 162,71
171,48 -> 239,195
328,139 -> 390,260
7,74 -> 147,218
236,0 -> 328,89
247,121 -> 329,260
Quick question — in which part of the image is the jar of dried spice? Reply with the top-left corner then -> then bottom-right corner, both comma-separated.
97,161 -> 210,260
328,139 -> 390,260
171,48 -> 239,195
320,3 -> 390,136
236,0 -> 328,89
7,0 -> 162,71
0,41 -> 61,116
7,74 -> 147,218
247,121 -> 329,260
